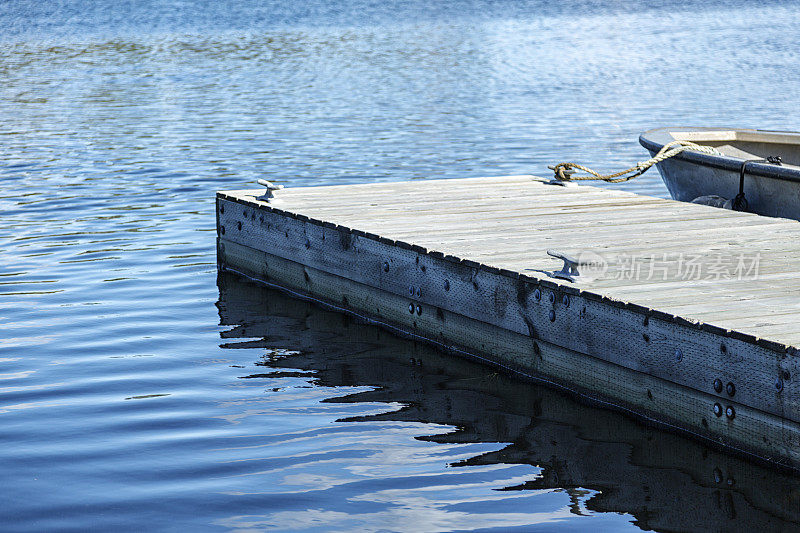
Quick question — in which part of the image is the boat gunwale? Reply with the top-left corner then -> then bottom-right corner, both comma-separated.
639,126 -> 800,183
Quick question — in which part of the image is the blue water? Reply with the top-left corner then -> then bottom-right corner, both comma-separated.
2,1 -> 800,531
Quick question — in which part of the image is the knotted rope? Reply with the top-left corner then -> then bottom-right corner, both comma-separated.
550,140 -> 721,183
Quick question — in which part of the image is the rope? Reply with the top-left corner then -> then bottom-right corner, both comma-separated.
733,156 -> 782,211
550,140 -> 722,183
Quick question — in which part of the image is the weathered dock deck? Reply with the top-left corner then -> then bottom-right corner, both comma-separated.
216,175 -> 800,469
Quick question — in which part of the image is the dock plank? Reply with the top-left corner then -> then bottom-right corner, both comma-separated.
234,176 -> 799,326
232,177 -> 800,343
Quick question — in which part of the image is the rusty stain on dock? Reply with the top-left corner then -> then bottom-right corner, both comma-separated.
216,175 -> 800,469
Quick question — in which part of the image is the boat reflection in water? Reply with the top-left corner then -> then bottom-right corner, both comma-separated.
217,272 -> 800,531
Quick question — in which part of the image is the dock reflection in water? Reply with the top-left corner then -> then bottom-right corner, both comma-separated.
217,272 -> 800,531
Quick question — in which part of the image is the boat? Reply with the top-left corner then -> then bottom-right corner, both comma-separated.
639,127 -> 800,220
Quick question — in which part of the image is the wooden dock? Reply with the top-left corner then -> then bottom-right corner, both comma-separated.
216,175 -> 800,469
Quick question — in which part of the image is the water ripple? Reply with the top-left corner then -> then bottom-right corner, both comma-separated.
3,1 -> 800,531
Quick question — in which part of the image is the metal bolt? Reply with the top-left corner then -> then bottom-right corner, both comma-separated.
713,468 -> 723,484
534,289 -> 541,301
383,262 -> 390,272
726,405 -> 736,420
713,378 -> 723,393
409,286 -> 414,296
219,205 -> 224,214
726,382 -> 735,397
675,349 -> 683,362
220,226 -> 225,235
408,303 -> 415,314
415,288 -> 421,298
776,377 -> 784,392
713,403 -> 723,417
304,239 -> 311,249
416,305 -> 422,316
444,280 -> 450,291
562,294 -> 570,307
549,309 -> 556,322
548,292 -> 555,304
237,221 -> 242,231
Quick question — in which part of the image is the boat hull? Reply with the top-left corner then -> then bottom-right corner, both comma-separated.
640,127 -> 800,220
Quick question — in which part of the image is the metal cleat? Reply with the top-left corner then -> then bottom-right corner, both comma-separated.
547,249 -> 586,282
546,165 -> 579,187
256,179 -> 284,202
